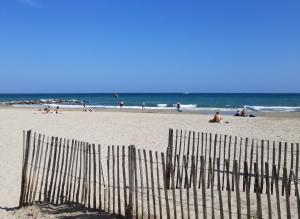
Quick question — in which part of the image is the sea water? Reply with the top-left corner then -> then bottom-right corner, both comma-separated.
0,93 -> 300,113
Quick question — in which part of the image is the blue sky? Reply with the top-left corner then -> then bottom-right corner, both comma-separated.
0,0 -> 299,93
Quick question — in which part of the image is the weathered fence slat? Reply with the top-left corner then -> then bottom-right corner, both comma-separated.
61,139 -> 70,203
150,150 -> 157,219
265,162 -> 272,219
122,146 -> 127,215
117,146 -> 121,215
19,130 -> 32,206
225,160 -> 232,219
177,155 -> 184,219
38,136 -> 49,202
283,167 -> 291,219
33,135 -> 45,203
76,142 -> 82,204
134,148 -> 138,219
26,132 -> 37,204
217,158 -> 224,219
98,144 -> 102,210
51,137 -> 62,204
233,160 -> 241,219
200,156 -> 207,219
112,145 -> 116,214
92,144 -> 97,209
209,157 -> 215,219
273,164 -> 281,219
161,153 -> 170,219
143,149 -> 150,219
156,151 -> 163,219
44,137 -> 55,202
138,149 -> 144,219
254,162 -> 262,219
183,156 -> 190,219
107,146 -> 110,212
192,156 -> 198,219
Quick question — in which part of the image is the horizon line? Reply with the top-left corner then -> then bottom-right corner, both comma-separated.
0,92 -> 300,95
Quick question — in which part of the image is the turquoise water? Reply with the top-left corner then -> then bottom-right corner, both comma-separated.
0,93 -> 300,112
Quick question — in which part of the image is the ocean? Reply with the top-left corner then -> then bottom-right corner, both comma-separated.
0,93 -> 300,113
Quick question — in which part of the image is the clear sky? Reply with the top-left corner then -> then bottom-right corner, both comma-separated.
0,0 -> 299,93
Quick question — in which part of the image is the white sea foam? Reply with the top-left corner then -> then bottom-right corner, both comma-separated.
40,104 -> 238,112
244,105 -> 300,112
179,104 -> 197,108
11,103 -> 300,113
157,104 -> 168,107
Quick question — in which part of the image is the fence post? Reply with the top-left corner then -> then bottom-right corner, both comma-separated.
200,156 -> 207,219
272,164 -> 281,219
143,149 -> 150,219
233,160 -> 241,219
150,151 -> 157,219
121,146 -> 127,215
217,158 -> 224,219
126,145 -> 134,219
192,156 -> 199,219
265,162 -> 272,219
33,135 -> 45,204
51,137 -> 62,204
244,161 -> 251,219
134,148 -> 138,219
254,163 -> 262,219
156,151 -> 163,219
283,167 -> 291,219
225,160 -> 232,219
138,149 -> 144,219
183,156 -> 190,219
177,155 -> 184,219
117,146 -> 121,215
26,132 -> 36,204
19,130 -> 32,207
166,129 -> 173,189
161,152 -> 170,219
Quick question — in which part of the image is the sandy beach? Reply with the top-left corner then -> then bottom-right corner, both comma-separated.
0,107 -> 300,218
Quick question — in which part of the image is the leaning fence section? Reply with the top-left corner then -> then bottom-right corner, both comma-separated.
20,130 -> 300,219
165,129 -> 300,192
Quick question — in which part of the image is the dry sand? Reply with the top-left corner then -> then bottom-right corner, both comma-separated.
0,107 -> 300,218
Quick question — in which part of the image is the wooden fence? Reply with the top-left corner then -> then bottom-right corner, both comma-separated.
165,129 -> 300,192
19,129 -> 300,219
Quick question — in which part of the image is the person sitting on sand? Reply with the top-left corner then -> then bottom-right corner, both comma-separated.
234,110 -> 241,116
43,106 -> 51,114
210,112 -> 223,123
241,109 -> 247,117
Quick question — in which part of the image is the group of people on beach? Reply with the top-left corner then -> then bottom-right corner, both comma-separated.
41,106 -> 60,114
82,104 -> 94,112
209,108 -> 255,123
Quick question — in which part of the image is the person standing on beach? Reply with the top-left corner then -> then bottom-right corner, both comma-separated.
55,106 -> 59,114
176,102 -> 181,111
120,101 -> 124,108
142,102 -> 145,110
